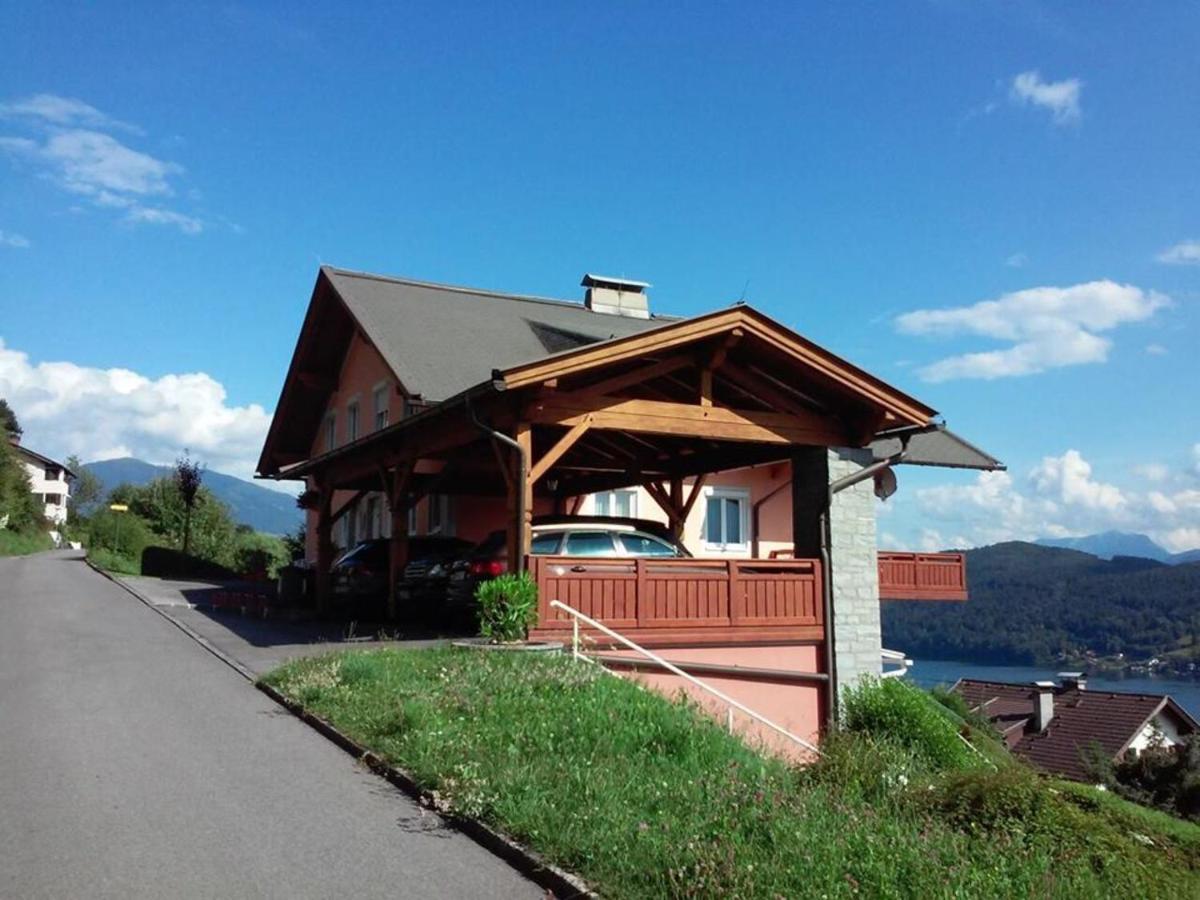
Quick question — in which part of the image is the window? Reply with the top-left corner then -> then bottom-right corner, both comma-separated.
373,383 -> 389,431
325,412 -> 337,451
44,466 -> 59,481
564,531 -> 617,556
618,532 -> 679,557
593,489 -> 637,518
346,401 -> 360,442
530,532 -> 563,555
365,496 -> 381,539
427,494 -> 454,535
704,488 -> 749,549
44,493 -> 63,505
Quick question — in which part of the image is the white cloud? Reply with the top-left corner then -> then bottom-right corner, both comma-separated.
0,93 -> 140,133
1010,70 -> 1082,125
1145,343 -> 1168,356
1157,240 -> 1200,265
908,447 -> 1200,554
1031,449 -> 1126,512
0,337 -> 273,484
1134,462 -> 1169,483
0,93 -> 203,234
1194,443 -> 1200,477
0,229 -> 30,248
1005,252 -> 1028,268
896,280 -> 1169,382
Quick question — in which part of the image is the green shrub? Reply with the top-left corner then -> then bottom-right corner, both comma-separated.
840,677 -> 977,772
0,528 -> 54,556
87,508 -> 154,559
475,572 -> 538,642
89,546 -> 141,575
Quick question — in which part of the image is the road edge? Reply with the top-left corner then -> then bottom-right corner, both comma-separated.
84,556 -> 595,900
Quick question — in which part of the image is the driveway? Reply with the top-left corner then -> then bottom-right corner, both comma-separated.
0,550 -> 540,899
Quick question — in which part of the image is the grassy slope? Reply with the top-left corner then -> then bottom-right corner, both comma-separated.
263,649 -> 1200,899
0,529 -> 53,556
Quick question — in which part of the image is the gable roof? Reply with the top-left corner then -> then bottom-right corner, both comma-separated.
955,679 -> 1199,781
9,441 -> 75,478
258,265 -> 954,476
326,267 -> 671,402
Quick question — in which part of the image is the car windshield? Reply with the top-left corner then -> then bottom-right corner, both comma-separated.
563,531 -> 617,556
337,542 -> 388,565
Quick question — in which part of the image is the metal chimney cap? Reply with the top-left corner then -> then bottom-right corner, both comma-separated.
581,273 -> 651,292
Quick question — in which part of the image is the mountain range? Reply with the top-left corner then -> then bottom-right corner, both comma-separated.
83,457 -> 302,535
1036,530 -> 1200,565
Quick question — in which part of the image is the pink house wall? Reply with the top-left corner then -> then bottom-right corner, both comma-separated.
606,643 -> 824,760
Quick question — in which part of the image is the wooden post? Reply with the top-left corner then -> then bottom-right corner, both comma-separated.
315,483 -> 334,615
387,461 -> 413,620
516,421 -> 533,571
669,477 -> 684,540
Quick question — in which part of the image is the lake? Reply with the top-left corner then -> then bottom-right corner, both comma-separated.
907,658 -> 1200,720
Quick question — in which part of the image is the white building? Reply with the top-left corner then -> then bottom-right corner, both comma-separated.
10,441 -> 74,527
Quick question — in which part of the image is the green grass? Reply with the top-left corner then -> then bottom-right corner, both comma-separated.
263,649 -> 1200,899
0,529 -> 53,556
88,547 -> 141,575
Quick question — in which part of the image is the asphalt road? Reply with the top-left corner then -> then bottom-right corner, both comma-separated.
0,551 -> 540,899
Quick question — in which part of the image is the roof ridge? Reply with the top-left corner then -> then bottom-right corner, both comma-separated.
323,265 -> 682,321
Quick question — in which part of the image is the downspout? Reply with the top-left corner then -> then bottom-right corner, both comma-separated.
466,390 -> 528,575
822,443 -> 912,723
751,477 -> 792,558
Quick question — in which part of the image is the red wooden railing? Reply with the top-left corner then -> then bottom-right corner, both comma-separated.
529,556 -> 823,643
877,551 -> 967,601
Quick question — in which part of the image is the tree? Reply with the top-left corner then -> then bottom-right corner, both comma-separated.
0,437 -> 42,532
0,398 -> 21,440
65,455 -> 101,517
175,453 -> 204,557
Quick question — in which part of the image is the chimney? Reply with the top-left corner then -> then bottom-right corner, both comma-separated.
582,273 -> 651,319
1058,672 -> 1087,692
1033,681 -> 1056,732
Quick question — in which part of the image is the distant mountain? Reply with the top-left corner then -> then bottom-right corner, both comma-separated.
83,457 -> 302,535
881,541 -> 1200,667
1036,530 -> 1199,565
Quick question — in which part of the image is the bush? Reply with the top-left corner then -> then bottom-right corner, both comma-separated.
474,572 -> 538,642
840,677 -> 977,772
89,546 -> 141,575
87,508 -> 154,559
232,531 -> 290,579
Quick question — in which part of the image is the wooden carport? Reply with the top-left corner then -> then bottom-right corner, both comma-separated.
281,305 -> 938,647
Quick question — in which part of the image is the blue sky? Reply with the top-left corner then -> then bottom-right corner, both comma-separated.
1,1 -> 1198,551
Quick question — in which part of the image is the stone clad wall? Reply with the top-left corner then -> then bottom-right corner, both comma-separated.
828,448 -> 882,695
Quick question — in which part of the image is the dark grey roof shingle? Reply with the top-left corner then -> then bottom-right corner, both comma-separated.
325,267 -> 672,402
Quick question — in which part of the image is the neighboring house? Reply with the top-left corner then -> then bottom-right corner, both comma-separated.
257,266 -> 1003,748
954,675 -> 1200,782
8,439 -> 74,528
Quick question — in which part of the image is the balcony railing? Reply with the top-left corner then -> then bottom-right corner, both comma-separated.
877,551 -> 967,601
530,556 -> 823,644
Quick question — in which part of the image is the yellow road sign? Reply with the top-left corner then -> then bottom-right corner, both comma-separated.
109,503 -> 129,512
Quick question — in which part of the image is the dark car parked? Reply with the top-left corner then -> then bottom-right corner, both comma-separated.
395,535 -> 473,623
333,536 -> 473,614
444,516 -> 690,627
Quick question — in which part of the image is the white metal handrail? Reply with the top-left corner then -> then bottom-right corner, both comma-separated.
880,647 -> 913,679
550,599 -> 821,756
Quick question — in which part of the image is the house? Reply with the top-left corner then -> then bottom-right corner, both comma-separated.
8,439 -> 73,528
257,266 -> 1003,748
954,675 -> 1200,782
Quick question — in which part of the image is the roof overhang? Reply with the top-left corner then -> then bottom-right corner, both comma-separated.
870,425 -> 1005,472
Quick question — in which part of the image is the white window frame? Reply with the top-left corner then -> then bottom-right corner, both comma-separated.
427,493 -> 454,535
346,396 -> 361,442
325,411 -> 337,452
702,486 -> 751,552
372,381 -> 390,432
592,489 -> 638,518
